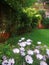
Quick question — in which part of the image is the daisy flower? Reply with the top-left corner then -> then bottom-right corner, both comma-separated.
18,42 -> 26,47
20,52 -> 26,56
42,55 -> 46,61
34,49 -> 40,54
26,41 -> 31,45
36,54 -> 43,60
40,61 -> 48,65
26,39 -> 32,42
27,50 -> 34,55
19,47 -> 25,52
18,40 -> 22,43
25,55 -> 33,64
8,58 -> 15,65
21,37 -> 25,41
2,60 -> 8,65
2,56 -> 7,61
46,49 -> 49,56
37,41 -> 41,45
13,48 -> 19,53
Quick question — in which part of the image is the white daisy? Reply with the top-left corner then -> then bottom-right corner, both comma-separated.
25,55 -> 33,64
13,48 -> 19,53
18,40 -> 22,42
34,49 -> 40,54
18,42 -> 26,47
42,55 -> 46,61
40,61 -> 48,65
2,60 -> 8,65
2,56 -> 7,61
36,54 -> 43,60
19,47 -> 25,52
26,39 -> 32,42
27,50 -> 34,55
8,58 -> 15,65
26,41 -> 31,45
46,49 -> 49,56
37,41 -> 41,45
20,52 -> 26,56
21,37 -> 25,41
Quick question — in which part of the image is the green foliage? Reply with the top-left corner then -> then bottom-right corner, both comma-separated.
4,0 -> 37,8
23,0 -> 37,7
38,10 -> 45,19
41,0 -> 49,2
23,8 -> 42,28
16,10 -> 32,35
46,58 -> 49,65
22,8 -> 36,25
35,14 -> 42,20
23,8 -> 37,17
1,0 -> 37,35
1,0 -> 42,35
8,7 -> 42,35
42,18 -> 49,28
4,0 -> 22,10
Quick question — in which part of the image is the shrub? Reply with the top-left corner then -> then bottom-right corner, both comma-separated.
1,7 -> 42,36
38,10 -> 45,19
23,8 -> 42,28
31,14 -> 42,28
42,18 -> 49,28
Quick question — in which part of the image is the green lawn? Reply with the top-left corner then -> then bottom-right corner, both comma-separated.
0,29 -> 49,65
19,29 -> 49,46
5,29 -> 49,46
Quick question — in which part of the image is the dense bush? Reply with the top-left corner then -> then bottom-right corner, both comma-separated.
4,0 -> 37,8
0,8 -> 42,37
7,8 -> 42,35
23,8 -> 42,28
0,0 -> 42,37
32,14 -> 42,28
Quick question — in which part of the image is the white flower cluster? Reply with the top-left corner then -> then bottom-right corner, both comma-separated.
12,37 -> 49,65
13,37 -> 33,64
2,56 -> 15,65
2,37 -> 49,65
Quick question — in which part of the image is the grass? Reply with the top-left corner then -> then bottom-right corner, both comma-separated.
0,29 -> 49,65
4,29 -> 49,46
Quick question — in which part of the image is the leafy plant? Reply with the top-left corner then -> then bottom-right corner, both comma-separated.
42,18 -> 49,28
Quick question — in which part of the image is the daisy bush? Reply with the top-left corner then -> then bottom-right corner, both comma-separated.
1,37 -> 49,65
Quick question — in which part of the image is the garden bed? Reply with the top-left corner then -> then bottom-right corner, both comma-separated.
0,29 -> 49,65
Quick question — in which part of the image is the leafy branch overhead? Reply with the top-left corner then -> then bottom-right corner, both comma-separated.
4,0 -> 37,9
